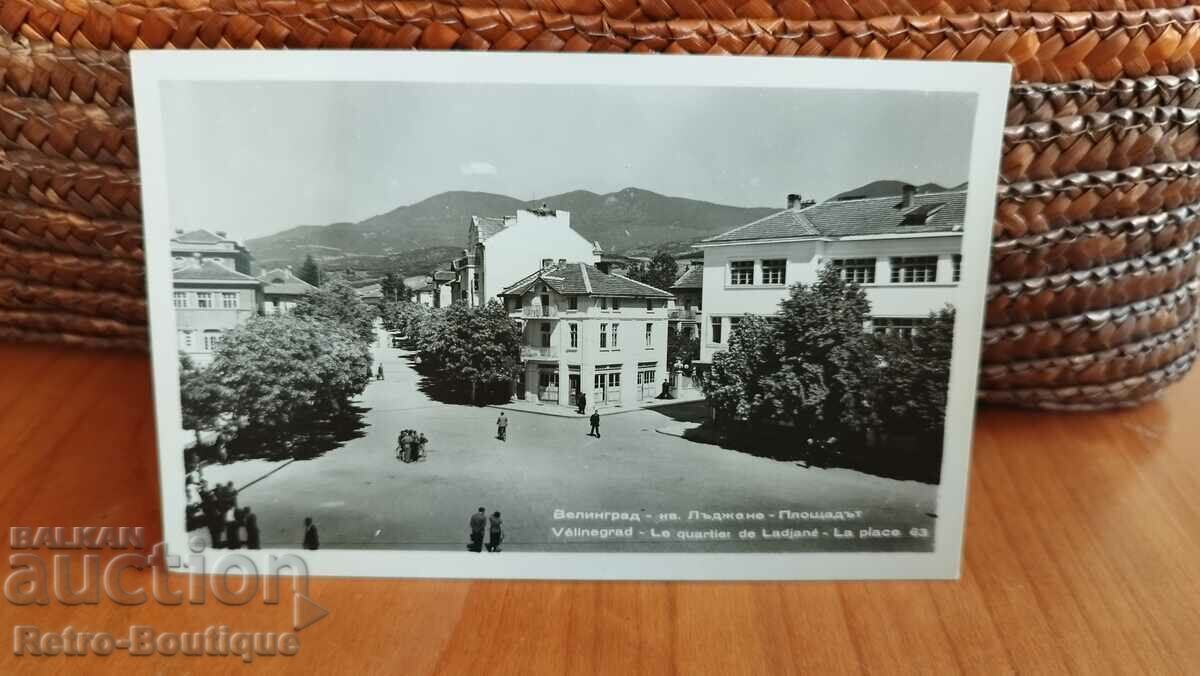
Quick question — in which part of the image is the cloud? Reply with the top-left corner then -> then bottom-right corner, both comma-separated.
460,161 -> 498,176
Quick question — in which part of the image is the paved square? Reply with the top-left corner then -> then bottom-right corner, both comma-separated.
199,344 -> 938,553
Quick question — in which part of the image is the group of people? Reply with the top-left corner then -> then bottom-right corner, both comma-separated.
468,507 -> 503,552
396,429 -> 428,463
186,467 -> 261,549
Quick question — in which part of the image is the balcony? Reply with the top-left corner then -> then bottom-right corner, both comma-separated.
520,305 -> 558,318
669,308 -> 702,321
521,344 -> 559,360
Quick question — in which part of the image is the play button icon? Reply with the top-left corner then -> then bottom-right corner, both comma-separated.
293,592 -> 329,631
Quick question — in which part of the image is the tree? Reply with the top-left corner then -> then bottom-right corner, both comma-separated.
296,254 -> 321,286
380,300 -> 434,339
207,315 -> 372,448
873,307 -> 955,443
416,301 -> 521,403
381,273 -> 399,302
667,329 -> 700,374
292,277 -> 377,345
625,252 -> 679,292
179,353 -> 226,445
703,315 -> 788,426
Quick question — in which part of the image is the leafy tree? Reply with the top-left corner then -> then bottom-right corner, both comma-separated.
667,329 -> 700,374
380,300 -> 434,339
703,315 -> 788,426
416,301 -> 521,403
381,273 -> 399,302
625,251 -> 679,292
296,254 -> 321,287
207,315 -> 372,447
872,307 -> 955,444
179,353 -> 226,444
292,277 -> 377,345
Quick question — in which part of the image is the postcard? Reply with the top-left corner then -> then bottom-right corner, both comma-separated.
133,50 -> 1009,580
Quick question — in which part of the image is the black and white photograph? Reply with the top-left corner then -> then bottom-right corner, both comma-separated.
135,52 -> 1008,579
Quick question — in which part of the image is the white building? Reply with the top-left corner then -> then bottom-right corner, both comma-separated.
450,206 -> 598,307
695,186 -> 965,362
258,267 -> 317,315
171,229 -> 262,366
500,262 -> 673,410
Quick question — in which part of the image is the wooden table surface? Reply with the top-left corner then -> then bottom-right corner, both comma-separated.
1,342 -> 1198,674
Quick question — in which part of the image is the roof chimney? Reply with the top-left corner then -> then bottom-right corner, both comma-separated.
787,193 -> 802,210
901,184 -> 916,209
215,230 -> 228,238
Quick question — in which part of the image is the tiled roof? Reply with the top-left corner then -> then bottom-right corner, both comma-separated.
258,268 -> 317,296
703,188 -> 967,243
173,229 -> 226,244
670,265 -> 703,290
173,259 -> 260,283
501,262 -> 673,299
472,215 -> 510,241
702,209 -> 821,243
432,270 -> 456,283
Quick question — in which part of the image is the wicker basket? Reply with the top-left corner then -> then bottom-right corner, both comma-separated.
1,0 -> 1198,410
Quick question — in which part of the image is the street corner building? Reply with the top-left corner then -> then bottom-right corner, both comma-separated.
695,185 -> 967,363
170,228 -> 263,366
500,262 -> 674,410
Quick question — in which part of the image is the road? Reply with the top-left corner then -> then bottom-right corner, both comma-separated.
200,342 -> 938,552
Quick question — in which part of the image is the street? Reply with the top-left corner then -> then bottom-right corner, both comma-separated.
200,342 -> 938,552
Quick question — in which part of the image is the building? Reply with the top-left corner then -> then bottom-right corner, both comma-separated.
355,282 -> 384,307
171,229 -> 261,365
695,186 -> 965,362
450,206 -> 598,307
668,260 -> 703,339
431,270 -> 455,308
500,262 -> 673,409
258,267 -> 317,315
404,275 -> 437,307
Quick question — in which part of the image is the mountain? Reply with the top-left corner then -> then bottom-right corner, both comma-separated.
244,188 -> 778,271
830,180 -> 961,201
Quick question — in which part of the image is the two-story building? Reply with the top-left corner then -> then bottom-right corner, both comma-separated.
450,206 -> 598,307
668,260 -> 703,338
500,262 -> 673,410
695,186 -> 965,362
171,229 -> 261,365
258,267 -> 317,315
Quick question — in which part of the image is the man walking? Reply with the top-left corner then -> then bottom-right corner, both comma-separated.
469,507 -> 487,552
589,409 -> 601,438
487,511 -> 504,553
576,391 -> 587,415
376,364 -> 384,381
496,412 -> 508,441
302,517 -> 320,550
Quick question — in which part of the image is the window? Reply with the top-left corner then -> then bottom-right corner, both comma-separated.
568,296 -> 578,310
202,330 -> 222,351
540,322 -> 551,347
600,323 -> 608,349
953,255 -> 962,282
179,330 -> 194,348
221,292 -> 238,309
196,292 -> 213,309
569,323 -> 579,349
873,318 -> 927,339
610,323 -> 619,348
711,317 -> 723,344
832,258 -> 877,284
600,297 -> 608,310
613,297 -> 621,311
515,295 -> 523,309
542,258 -> 553,268
890,256 -> 939,283
173,292 -> 188,309
730,261 -> 754,285
646,299 -> 653,311
761,259 -> 787,285
645,322 -> 653,347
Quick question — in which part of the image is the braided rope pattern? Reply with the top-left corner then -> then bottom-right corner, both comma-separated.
0,33 -> 131,107
0,324 -> 149,350
0,92 -> 136,168
979,348 -> 1195,407
1007,70 -> 1200,123
0,197 -> 141,261
0,148 -> 139,218
0,240 -> 142,293
981,315 -> 1196,387
0,275 -> 145,320
0,306 -> 147,337
3,4 -> 1200,83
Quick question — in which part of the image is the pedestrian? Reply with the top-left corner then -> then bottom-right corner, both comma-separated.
469,507 -> 487,552
377,364 -> 384,381
496,412 -> 508,441
224,505 -> 241,549
487,511 -> 503,553
303,517 -> 320,550
399,431 -> 413,463
244,507 -> 260,550
576,391 -> 587,415
589,409 -> 601,438
202,492 -> 223,548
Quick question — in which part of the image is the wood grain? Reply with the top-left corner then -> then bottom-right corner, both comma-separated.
1,342 -> 1198,674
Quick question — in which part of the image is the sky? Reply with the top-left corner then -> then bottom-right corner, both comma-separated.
161,81 -> 976,241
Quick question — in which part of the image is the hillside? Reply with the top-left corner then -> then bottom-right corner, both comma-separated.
244,188 -> 778,269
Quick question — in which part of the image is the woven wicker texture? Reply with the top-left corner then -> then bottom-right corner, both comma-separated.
0,0 -> 1197,409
